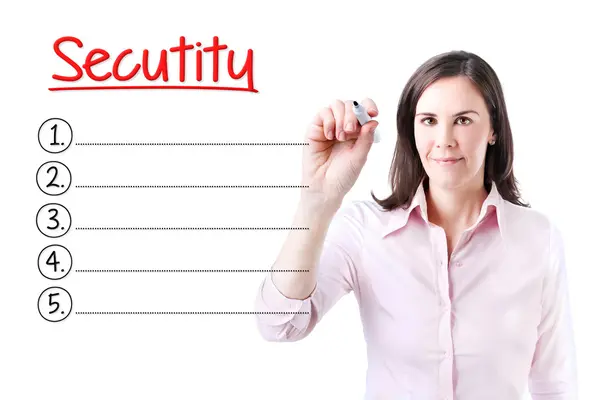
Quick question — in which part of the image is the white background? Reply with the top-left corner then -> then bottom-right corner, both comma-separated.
1,1 -> 598,399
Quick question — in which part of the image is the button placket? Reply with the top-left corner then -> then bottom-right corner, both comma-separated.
433,226 -> 454,395
439,345 -> 454,395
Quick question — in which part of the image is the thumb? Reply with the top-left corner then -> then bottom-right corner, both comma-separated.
351,120 -> 378,160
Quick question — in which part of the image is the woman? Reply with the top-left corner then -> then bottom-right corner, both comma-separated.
254,50 -> 578,399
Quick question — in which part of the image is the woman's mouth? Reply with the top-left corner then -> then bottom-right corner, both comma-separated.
433,158 -> 463,165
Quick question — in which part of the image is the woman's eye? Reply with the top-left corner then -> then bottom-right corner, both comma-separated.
420,117 -> 472,126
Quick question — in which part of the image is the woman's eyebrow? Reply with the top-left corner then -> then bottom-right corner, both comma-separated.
415,110 -> 480,117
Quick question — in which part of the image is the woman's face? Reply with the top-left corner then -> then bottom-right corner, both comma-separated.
414,76 -> 496,190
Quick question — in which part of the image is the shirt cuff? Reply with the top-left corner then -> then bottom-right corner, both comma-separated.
255,272 -> 313,329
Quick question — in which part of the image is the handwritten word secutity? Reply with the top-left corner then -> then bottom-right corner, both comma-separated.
50,36 -> 256,93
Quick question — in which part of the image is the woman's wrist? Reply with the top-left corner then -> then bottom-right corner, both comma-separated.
298,193 -> 341,220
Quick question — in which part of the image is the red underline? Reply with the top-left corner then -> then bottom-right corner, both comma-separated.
48,85 -> 258,92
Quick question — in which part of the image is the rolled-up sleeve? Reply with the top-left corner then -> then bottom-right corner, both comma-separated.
529,223 -> 578,399
254,201 -> 364,342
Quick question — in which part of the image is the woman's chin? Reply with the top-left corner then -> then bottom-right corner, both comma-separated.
428,176 -> 468,190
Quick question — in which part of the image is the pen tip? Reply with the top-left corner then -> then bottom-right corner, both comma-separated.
353,101 -> 358,107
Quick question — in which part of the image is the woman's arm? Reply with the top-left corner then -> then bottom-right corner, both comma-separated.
270,196 -> 341,301
529,223 -> 578,399
254,198 -> 363,342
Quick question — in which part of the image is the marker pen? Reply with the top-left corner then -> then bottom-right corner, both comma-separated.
352,101 -> 381,143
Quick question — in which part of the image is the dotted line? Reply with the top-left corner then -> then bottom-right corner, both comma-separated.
75,269 -> 309,272
75,311 -> 309,315
74,185 -> 309,188
75,227 -> 309,230
75,142 -> 309,146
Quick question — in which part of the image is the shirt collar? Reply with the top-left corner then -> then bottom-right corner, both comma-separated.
381,178 -> 505,239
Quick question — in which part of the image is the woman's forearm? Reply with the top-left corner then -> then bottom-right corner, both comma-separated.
270,196 -> 341,300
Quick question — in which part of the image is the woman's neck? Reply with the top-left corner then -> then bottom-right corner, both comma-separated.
425,179 -> 489,232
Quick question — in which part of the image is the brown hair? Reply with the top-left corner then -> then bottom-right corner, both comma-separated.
371,50 -> 530,211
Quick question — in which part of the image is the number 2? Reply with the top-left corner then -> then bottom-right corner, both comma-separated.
46,166 -> 59,188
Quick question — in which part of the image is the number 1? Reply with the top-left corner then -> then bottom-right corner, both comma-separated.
50,124 -> 59,146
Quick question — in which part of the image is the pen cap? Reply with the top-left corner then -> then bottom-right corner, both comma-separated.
373,130 -> 381,143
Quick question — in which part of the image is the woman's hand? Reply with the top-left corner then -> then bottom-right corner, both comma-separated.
301,98 -> 379,207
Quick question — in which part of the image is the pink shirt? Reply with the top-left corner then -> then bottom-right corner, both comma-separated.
254,180 -> 578,399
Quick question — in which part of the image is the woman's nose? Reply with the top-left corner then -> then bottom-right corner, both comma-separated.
434,125 -> 456,147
